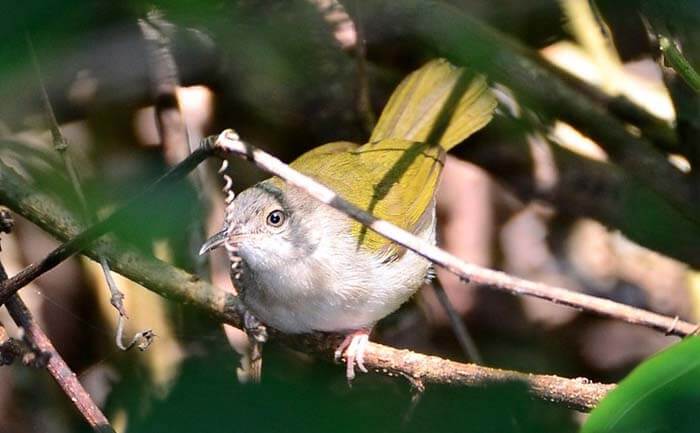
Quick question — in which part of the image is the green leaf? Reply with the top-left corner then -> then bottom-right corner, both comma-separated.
582,336 -> 700,433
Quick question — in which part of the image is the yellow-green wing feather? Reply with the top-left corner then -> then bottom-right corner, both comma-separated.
284,59 -> 496,255
349,139 -> 444,252
370,58 -> 496,151
285,139 -> 443,254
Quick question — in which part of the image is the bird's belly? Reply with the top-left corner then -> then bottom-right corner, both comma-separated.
239,245 -> 431,334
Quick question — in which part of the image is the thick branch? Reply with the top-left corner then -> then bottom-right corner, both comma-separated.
363,343 -> 610,410
0,147 -> 611,411
287,331 -> 612,411
0,143 -> 213,305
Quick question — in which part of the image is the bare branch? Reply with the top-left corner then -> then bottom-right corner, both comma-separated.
0,153 -> 612,411
366,342 -> 610,411
0,212 -> 114,433
4,294 -> 116,433
100,256 -> 154,351
285,330 -> 613,412
211,130 -> 698,337
431,279 -> 482,363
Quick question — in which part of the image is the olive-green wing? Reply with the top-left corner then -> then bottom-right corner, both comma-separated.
283,58 -> 496,256
285,141 -> 361,207
348,138 -> 444,254
290,139 -> 444,256
370,59 -> 496,152
289,141 -> 360,168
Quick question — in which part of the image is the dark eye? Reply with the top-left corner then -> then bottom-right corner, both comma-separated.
266,210 -> 286,227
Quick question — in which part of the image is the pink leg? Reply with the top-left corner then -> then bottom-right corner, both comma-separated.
334,328 -> 372,381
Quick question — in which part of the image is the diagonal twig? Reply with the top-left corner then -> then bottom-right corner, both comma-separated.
4,294 -> 116,433
210,130 -> 698,337
431,278 -> 482,364
0,211 -> 115,433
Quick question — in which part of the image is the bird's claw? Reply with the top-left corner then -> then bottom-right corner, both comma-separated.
334,329 -> 371,382
243,310 -> 268,343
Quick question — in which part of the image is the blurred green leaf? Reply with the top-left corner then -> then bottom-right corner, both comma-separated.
582,336 -> 700,433
110,344 -> 577,433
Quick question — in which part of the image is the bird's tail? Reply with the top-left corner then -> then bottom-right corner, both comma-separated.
369,58 -> 496,151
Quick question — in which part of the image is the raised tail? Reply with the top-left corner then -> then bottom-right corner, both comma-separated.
369,58 -> 496,151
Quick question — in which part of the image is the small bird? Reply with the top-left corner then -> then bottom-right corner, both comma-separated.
201,59 -> 496,380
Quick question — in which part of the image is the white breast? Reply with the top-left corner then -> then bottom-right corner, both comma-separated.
238,206 -> 435,334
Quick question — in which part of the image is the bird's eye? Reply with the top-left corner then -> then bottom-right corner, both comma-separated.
266,210 -> 286,227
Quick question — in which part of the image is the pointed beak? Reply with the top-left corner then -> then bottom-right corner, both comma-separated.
199,229 -> 228,255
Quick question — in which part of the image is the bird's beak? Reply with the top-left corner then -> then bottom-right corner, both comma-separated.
199,229 -> 228,256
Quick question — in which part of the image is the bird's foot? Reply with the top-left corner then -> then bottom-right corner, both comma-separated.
243,310 -> 268,344
334,328 -> 371,382
240,310 -> 267,383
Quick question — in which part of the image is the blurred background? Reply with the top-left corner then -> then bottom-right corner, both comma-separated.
0,0 -> 699,432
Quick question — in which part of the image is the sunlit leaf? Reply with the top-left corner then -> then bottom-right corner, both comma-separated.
582,336 -> 700,433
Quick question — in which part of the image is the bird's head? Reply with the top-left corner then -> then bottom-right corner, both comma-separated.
200,180 -> 322,273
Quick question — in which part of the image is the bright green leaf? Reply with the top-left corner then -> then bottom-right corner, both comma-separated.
582,336 -> 700,433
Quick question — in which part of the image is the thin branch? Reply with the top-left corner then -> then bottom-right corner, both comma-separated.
211,130 -> 698,337
431,279 -> 482,363
100,256 -> 154,351
0,141 -> 214,305
0,213 -> 114,433
4,294 -> 116,433
345,0 -> 376,133
0,169 -> 612,411
27,34 -> 152,350
660,36 -> 700,93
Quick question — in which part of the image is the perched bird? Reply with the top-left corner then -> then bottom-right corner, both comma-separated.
201,59 -> 496,380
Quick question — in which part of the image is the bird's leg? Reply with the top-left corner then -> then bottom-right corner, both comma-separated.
334,328 -> 372,382
242,310 -> 267,383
